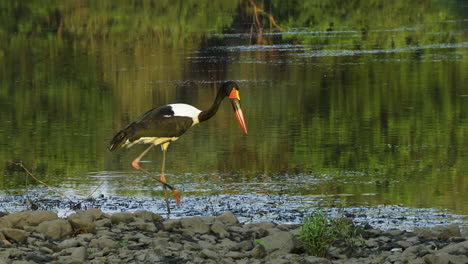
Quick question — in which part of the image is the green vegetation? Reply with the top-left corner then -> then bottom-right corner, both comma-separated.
299,210 -> 363,257
254,238 -> 271,247
269,0 -> 465,48
0,0 -> 237,48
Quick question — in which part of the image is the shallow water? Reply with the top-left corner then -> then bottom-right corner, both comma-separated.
0,1 -> 467,227
1,193 -> 466,231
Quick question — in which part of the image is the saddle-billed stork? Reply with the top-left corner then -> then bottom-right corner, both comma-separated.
108,81 -> 247,212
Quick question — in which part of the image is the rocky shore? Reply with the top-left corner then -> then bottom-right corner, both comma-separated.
0,209 -> 467,264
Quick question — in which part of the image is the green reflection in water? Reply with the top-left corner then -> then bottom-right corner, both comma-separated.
0,1 -> 467,215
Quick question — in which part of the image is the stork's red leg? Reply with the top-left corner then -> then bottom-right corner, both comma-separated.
160,143 -> 171,212
160,148 -> 167,183
130,143 -> 180,214
132,144 -> 155,170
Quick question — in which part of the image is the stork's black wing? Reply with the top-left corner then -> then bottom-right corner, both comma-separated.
108,105 -> 194,150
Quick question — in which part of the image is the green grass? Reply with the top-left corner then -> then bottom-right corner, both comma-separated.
298,209 -> 363,257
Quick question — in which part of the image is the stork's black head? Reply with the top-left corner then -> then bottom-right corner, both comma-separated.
219,81 -> 247,134
220,81 -> 240,96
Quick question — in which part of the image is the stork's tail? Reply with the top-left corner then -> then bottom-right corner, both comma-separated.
108,123 -> 134,151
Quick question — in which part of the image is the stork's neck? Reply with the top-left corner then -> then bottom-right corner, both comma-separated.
198,90 -> 225,123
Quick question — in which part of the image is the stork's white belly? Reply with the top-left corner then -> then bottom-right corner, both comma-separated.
123,137 -> 179,148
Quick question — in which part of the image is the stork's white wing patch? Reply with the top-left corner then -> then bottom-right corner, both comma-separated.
169,104 -> 202,124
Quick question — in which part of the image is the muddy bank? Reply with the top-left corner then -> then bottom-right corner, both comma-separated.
0,209 -> 467,264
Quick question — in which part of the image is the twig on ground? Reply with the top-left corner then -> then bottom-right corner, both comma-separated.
12,161 -> 74,204
86,181 -> 106,200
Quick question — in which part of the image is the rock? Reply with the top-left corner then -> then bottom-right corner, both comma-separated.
3,211 -> 58,228
81,208 -> 107,221
76,233 -> 93,244
443,255 -> 468,264
23,225 -> 36,232
95,218 -> 112,228
168,241 -> 183,251
364,238 -> 379,248
200,216 -> 216,224
438,240 -> 468,254
328,246 -> 346,259
225,251 -> 248,259
376,235 -> 391,243
0,232 -> 11,245
245,221 -> 276,231
184,241 -> 200,251
433,223 -> 461,240
414,227 -> 436,238
217,238 -> 238,251
405,235 -> 421,243
133,210 -> 163,222
36,219 -> 73,240
68,214 -> 96,234
58,246 -> 88,264
211,222 -> 230,238
129,221 -> 157,232
0,210 -> 465,264
110,212 -> 135,225
423,253 -> 451,264
127,242 -> 146,250
162,219 -> 180,231
227,225 -> 245,234
237,240 -> 254,251
180,217 -> 210,234
251,244 -> 267,259
1,228 -> 28,243
24,252 -> 54,263
258,231 -> 301,253
385,252 -> 405,263
383,229 -> 403,236
0,217 -> 13,229
70,211 -> 94,223
197,239 -> 217,250
70,246 -> 87,262
302,256 -> 332,264
216,211 -> 238,225
403,244 -> 429,256
150,238 -> 169,254
396,240 -> 412,249
0,248 -> 24,259
89,236 -> 120,249
415,224 -> 462,241
58,238 -> 79,249
39,246 -> 54,254
362,228 -> 382,238
200,248 -> 219,260
199,234 -> 217,244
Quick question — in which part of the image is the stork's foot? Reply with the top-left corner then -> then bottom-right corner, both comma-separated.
173,189 -> 181,207
131,159 -> 141,170
160,174 -> 166,183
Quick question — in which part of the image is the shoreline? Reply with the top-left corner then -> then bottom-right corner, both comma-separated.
1,194 -> 467,232
1,209 -> 467,263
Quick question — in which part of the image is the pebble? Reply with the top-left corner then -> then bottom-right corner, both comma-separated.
200,248 -> 219,259
0,209 -> 466,264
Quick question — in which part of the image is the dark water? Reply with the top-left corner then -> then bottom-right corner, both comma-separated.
1,1 -> 467,227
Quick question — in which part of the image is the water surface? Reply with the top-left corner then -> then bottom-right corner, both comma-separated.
0,1 -> 467,226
